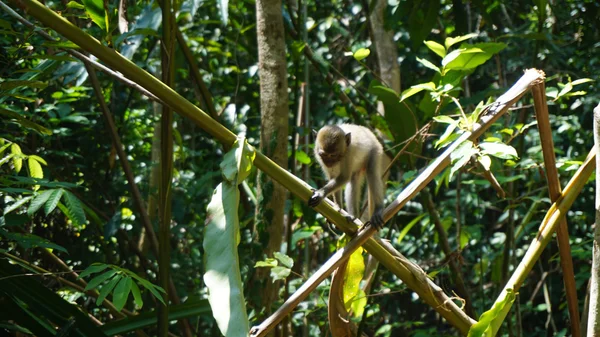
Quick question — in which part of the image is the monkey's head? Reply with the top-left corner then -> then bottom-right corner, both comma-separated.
315,125 -> 351,167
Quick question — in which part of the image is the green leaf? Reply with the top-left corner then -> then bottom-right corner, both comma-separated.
424,40 -> 446,58
28,155 -> 47,165
443,43 -> 506,71
78,263 -> 110,279
0,230 -> 66,253
0,143 -> 10,156
203,182 -> 249,336
556,82 -> 573,99
479,142 -> 518,160
0,108 -> 52,135
44,188 -> 64,215
444,33 -> 479,49
468,289 -> 516,336
397,214 -> 426,244
137,278 -> 166,305
66,1 -> 85,9
11,143 -> 22,173
273,252 -> 294,269
571,78 -> 593,86
112,276 -> 132,311
416,57 -> 441,73
84,269 -> 118,291
295,150 -> 311,165
270,266 -> 291,281
63,191 -> 86,226
96,274 -> 121,306
291,226 -> 321,246
4,196 -> 33,215
27,157 -> 43,179
28,189 -> 54,216
433,115 -> 457,125
353,48 -> 370,61
343,245 -> 365,317
254,258 -> 278,268
82,0 -> 108,32
400,82 -> 436,101
477,155 -> 492,171
450,140 -> 476,180
130,281 -> 143,308
220,137 -> 256,184
0,153 -> 14,166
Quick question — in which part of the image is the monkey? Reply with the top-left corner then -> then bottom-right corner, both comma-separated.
308,124 -> 387,229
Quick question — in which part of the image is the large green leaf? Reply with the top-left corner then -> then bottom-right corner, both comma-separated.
368,80 -> 421,164
443,43 -> 506,71
204,137 -> 255,337
342,245 -> 366,317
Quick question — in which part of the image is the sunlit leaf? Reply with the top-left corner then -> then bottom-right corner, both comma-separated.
479,142 -> 518,160
28,157 -> 43,179
468,289 -> 516,337
273,252 -> 293,269
444,33 -> 479,49
295,150 -> 311,165
416,57 -> 441,73
353,48 -> 370,61
424,40 -> 446,58
11,143 -> 22,173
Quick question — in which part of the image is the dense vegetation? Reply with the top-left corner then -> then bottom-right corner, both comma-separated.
1,0 -> 599,336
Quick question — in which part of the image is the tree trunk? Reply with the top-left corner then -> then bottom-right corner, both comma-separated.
255,0 -> 289,320
369,0 -> 401,95
589,102 -> 600,336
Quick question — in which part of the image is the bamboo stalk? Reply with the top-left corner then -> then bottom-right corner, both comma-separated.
491,146 -> 596,335
531,79 -> 580,337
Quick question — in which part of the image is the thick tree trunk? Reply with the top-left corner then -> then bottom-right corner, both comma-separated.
589,103 -> 600,336
255,0 -> 289,318
369,0 -> 401,95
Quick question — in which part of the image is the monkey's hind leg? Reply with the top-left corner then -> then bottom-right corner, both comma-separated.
344,173 -> 364,224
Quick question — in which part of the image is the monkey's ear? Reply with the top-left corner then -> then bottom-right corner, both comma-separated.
345,132 -> 351,146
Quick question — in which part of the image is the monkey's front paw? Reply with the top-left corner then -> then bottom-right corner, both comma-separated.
308,190 -> 325,207
370,212 -> 384,230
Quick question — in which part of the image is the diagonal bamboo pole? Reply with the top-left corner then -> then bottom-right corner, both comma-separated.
531,81 -> 581,337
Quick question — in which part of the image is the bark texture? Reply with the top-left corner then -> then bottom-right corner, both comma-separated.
588,103 -> 600,336
255,0 -> 289,316
369,0 -> 401,95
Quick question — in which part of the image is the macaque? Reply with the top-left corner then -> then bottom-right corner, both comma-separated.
308,124 -> 387,229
